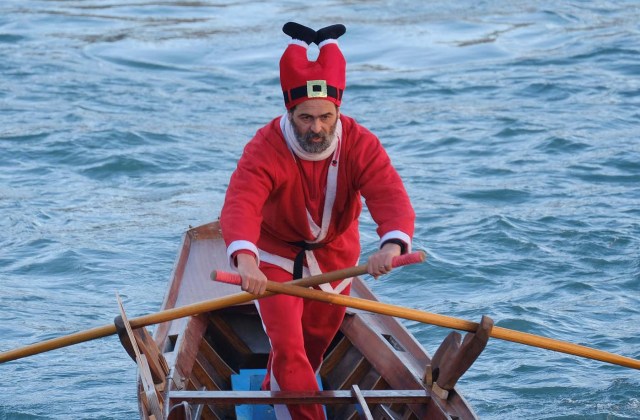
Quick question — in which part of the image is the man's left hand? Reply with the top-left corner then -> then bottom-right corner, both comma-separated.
367,242 -> 402,279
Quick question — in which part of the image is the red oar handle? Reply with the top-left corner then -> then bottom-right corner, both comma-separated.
211,250 -> 426,286
213,270 -> 242,285
390,250 -> 426,268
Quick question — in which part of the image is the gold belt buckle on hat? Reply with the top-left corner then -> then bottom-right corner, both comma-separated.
306,80 -> 328,98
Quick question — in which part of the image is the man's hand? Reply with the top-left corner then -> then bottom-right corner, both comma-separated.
367,242 -> 402,279
236,253 -> 268,295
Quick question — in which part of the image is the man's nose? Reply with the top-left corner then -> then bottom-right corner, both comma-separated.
311,118 -> 323,133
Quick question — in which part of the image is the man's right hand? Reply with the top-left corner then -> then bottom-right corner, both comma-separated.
236,253 -> 268,295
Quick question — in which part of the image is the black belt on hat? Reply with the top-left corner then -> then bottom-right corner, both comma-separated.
283,84 -> 343,105
288,240 -> 326,280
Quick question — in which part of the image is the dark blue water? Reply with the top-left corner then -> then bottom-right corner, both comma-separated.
1,1 -> 639,419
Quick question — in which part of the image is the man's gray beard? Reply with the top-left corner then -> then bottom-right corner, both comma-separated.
292,120 -> 337,154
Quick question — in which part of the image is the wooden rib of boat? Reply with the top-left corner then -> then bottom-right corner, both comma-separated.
122,221 -> 483,419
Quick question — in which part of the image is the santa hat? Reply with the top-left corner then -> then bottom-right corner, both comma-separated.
280,22 -> 347,110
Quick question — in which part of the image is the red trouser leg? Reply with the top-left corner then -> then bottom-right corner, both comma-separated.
257,264 -> 348,420
302,289 -> 349,372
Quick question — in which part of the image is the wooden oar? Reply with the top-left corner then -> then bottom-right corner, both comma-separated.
213,273 -> 640,371
0,251 -> 425,364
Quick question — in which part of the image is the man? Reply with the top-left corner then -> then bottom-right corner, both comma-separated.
220,22 -> 415,419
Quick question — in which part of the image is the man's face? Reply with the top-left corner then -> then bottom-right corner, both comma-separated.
289,100 -> 339,154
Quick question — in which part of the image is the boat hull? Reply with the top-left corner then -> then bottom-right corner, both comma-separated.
136,222 -> 478,419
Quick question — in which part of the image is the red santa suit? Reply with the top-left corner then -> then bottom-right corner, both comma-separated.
220,25 -> 415,420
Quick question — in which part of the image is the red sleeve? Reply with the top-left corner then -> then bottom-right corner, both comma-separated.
350,125 -> 415,244
220,130 -> 275,249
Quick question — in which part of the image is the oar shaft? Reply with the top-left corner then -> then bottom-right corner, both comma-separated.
0,252 -> 426,364
0,324 -> 117,364
239,279 -> 640,371
132,250 -> 424,329
489,327 -> 640,370
0,293 -> 256,364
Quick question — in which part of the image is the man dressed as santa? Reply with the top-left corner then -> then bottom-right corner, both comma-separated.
221,22 -> 415,419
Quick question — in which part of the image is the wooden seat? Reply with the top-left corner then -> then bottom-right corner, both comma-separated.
167,389 -> 432,405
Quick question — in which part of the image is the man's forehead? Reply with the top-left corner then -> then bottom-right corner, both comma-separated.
294,100 -> 338,116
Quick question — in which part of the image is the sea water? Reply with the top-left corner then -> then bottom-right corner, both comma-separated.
1,1 -> 639,419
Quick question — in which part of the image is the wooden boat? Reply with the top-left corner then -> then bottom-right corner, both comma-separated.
118,221 -> 486,419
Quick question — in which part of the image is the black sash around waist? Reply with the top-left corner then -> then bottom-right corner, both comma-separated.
288,240 -> 326,280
